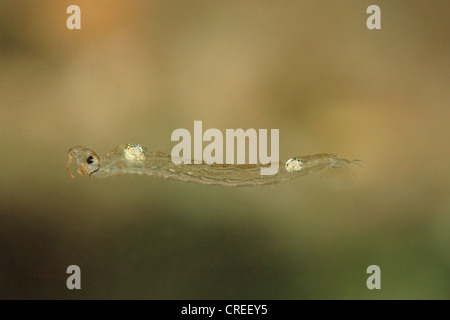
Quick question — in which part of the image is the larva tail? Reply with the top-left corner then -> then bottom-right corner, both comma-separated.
320,159 -> 361,191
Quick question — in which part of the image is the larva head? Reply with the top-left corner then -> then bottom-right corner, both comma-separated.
66,146 -> 101,178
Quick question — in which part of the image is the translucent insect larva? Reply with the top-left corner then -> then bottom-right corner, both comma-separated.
66,144 -> 361,189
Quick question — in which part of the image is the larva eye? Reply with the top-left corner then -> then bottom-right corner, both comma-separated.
87,155 -> 94,164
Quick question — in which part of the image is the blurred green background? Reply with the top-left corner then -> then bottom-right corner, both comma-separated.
0,0 -> 449,299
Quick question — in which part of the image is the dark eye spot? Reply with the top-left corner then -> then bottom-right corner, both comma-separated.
87,156 -> 94,164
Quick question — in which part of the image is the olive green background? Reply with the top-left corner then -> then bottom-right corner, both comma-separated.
0,0 -> 449,299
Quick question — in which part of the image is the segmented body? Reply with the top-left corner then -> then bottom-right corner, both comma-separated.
66,143 -> 360,188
